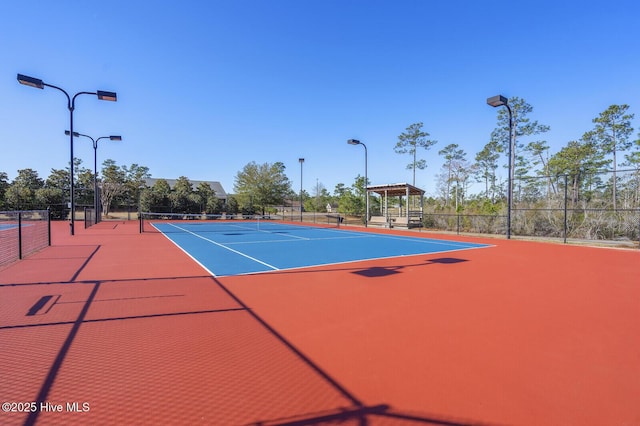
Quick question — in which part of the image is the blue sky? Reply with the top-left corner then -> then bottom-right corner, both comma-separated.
2,0 -> 639,197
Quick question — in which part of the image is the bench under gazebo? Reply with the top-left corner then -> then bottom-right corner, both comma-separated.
367,182 -> 424,228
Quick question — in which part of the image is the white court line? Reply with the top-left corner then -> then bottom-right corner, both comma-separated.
224,229 -> 488,249
150,223 -> 219,277
165,223 -> 279,271
224,234 -> 369,245
261,230 -> 309,240
221,244 -> 493,277
357,232 -> 491,248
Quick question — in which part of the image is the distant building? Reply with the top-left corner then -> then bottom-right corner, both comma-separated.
144,178 -> 227,203
326,203 -> 338,213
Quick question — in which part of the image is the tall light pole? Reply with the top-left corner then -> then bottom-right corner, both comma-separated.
487,94 -> 514,239
347,139 -> 368,227
65,131 -> 121,224
298,158 -> 304,222
18,74 -> 117,235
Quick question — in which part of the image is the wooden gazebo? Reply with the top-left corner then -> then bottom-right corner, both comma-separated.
367,183 -> 424,228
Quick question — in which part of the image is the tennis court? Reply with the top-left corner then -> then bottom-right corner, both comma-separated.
144,216 -> 490,276
1,220 -> 639,425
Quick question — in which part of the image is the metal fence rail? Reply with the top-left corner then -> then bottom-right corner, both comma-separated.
0,210 -> 51,268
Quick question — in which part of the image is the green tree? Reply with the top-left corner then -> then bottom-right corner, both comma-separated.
76,166 -> 95,206
474,140 -> 501,201
624,137 -> 640,168
451,159 -> 473,211
100,159 -> 126,216
208,196 -> 224,215
490,97 -> 550,181
140,179 -> 171,212
99,161 -> 151,216
45,168 -> 69,191
335,175 -> 369,217
591,104 -> 635,209
394,122 -> 437,185
305,182 -> 331,212
5,169 -> 44,209
11,168 -> 43,191
438,144 -> 465,206
35,187 -> 65,218
170,176 -> 200,214
523,140 -> 556,198
233,161 -> 292,215
43,168 -> 70,217
194,181 -> 222,214
547,133 -> 606,204
333,183 -> 348,198
353,174 -> 370,216
337,187 -> 358,215
225,196 -> 239,216
121,164 -> 151,212
0,172 -> 9,209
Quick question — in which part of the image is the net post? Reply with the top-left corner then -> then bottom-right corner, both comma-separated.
139,213 -> 143,233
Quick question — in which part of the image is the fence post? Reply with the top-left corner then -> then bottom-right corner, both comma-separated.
47,208 -> 51,246
18,212 -> 23,260
563,174 -> 568,244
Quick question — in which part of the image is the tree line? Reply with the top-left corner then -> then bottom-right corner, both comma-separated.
417,101 -> 639,214
2,99 -> 639,234
0,160 -> 150,219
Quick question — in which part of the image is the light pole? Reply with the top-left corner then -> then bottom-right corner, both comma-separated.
298,158 -> 304,222
487,94 -> 514,239
18,74 -> 117,235
347,139 -> 368,227
65,131 -> 121,224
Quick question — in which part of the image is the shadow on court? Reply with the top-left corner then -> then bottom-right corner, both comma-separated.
352,258 -> 468,278
1,276 -> 488,426
0,221 -> 489,425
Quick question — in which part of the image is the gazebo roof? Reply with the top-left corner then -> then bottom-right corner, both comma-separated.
366,183 -> 424,197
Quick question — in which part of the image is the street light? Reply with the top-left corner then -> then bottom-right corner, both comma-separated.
65,131 -> 121,224
347,139 -> 368,227
18,73 -> 117,235
487,94 -> 514,239
298,158 -> 304,222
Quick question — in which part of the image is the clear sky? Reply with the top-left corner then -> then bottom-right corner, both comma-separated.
2,0 -> 639,197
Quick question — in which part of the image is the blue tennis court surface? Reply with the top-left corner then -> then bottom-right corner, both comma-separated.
151,221 -> 491,277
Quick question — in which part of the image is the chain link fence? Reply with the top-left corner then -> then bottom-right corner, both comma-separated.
0,210 -> 51,268
420,169 -> 639,247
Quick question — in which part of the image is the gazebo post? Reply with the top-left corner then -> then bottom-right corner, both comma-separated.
384,190 -> 388,222
406,185 -> 410,221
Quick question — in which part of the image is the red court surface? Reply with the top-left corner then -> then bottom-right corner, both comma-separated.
1,220 -> 638,425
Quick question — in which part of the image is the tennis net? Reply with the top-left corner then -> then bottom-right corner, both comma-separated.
139,212 -> 342,234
